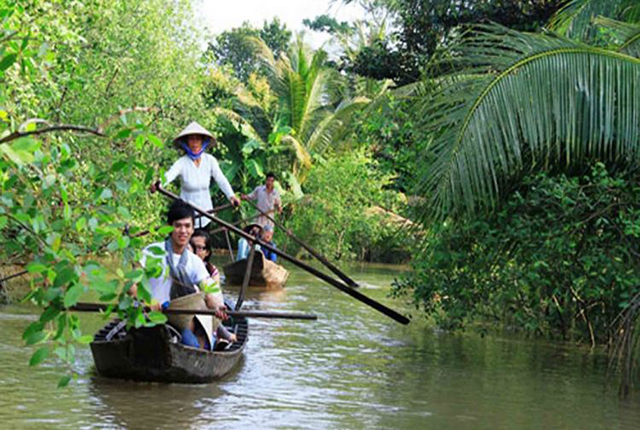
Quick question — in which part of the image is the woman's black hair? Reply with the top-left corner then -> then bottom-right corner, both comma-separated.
167,200 -> 195,225
191,228 -> 212,262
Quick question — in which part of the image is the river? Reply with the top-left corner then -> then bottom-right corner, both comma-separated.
1,258 -> 640,429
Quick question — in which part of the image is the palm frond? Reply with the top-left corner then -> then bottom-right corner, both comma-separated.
416,24 -> 640,220
549,0 -> 640,43
305,97 -> 370,155
594,16 -> 640,57
212,107 -> 266,144
281,134 -> 312,174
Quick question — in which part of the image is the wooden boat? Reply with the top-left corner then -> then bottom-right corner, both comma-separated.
223,250 -> 289,288
89,307 -> 248,383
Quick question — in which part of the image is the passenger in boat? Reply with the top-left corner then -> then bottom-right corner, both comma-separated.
242,172 -> 281,230
150,121 -> 241,229
236,223 -> 263,261
260,224 -> 278,263
190,229 -> 219,281
190,229 -> 237,345
133,201 -> 227,350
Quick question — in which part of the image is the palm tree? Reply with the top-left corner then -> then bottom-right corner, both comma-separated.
413,16 -> 640,221
409,0 -> 640,394
215,35 -> 378,185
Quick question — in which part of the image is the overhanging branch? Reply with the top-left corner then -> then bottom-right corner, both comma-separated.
0,125 -> 106,144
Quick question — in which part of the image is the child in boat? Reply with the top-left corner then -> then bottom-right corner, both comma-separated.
260,224 -> 278,262
191,229 -> 237,346
236,223 -> 263,261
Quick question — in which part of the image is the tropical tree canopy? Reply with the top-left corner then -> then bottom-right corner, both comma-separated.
413,23 -> 640,220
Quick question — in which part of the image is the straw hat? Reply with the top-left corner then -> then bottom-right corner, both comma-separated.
167,292 -> 218,350
173,121 -> 215,149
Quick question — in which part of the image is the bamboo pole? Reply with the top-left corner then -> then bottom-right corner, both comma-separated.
71,302 -> 317,320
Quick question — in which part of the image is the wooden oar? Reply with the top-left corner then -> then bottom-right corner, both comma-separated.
124,202 -> 237,238
209,214 -> 260,235
154,184 -> 410,325
245,198 -> 359,288
71,302 -> 317,320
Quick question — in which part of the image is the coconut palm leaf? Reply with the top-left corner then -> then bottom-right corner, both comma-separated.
549,0 -> 640,43
415,24 -> 640,221
594,16 -> 640,57
281,134 -> 312,175
305,97 -> 370,155
212,107 -> 266,144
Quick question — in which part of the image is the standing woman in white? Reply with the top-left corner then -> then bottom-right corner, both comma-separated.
152,121 -> 241,229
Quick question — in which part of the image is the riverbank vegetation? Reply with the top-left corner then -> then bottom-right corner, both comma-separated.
3,0 -> 640,392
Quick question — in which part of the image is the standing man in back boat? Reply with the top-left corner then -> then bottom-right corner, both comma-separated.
131,200 -> 227,349
242,172 -> 282,231
151,121 -> 241,230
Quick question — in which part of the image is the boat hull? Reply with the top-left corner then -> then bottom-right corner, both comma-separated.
223,251 -> 289,288
90,315 -> 248,383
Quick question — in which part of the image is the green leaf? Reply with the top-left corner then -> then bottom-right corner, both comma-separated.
63,284 -> 83,307
26,262 -> 47,274
0,215 -> 9,229
99,188 -> 113,200
22,322 -> 45,341
135,134 -> 146,149
111,160 -> 127,172
77,335 -> 94,345
157,226 -> 173,235
57,375 -> 71,388
115,128 -> 132,139
147,311 -> 167,324
148,135 -> 163,148
0,53 -> 17,71
117,235 -> 130,249
245,159 -> 264,178
93,278 -> 117,295
25,331 -> 46,345
29,347 -> 49,366
75,217 -> 86,231
1,144 -> 25,165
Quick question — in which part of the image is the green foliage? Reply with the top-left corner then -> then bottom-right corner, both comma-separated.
549,0 -> 640,44
340,0 -> 563,84
207,19 -> 292,82
283,150 -> 411,262
412,23 -> 640,221
394,164 -> 640,343
0,0 -> 215,384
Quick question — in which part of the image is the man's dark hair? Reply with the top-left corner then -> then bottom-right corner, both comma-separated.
265,172 -> 276,180
167,200 -> 195,225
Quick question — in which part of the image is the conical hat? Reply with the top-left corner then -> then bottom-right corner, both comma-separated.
174,121 -> 214,142
167,292 -> 218,350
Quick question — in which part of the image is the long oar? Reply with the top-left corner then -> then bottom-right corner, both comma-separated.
71,302 -> 317,320
154,184 -> 410,325
245,198 -> 359,288
127,202 -> 237,238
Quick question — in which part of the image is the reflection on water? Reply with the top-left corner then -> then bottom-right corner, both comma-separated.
1,258 -> 640,429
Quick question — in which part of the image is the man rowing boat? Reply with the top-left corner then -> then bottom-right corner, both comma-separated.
151,121 -> 241,230
242,172 -> 281,230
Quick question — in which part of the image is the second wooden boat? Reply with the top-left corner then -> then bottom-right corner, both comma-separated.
223,251 -> 289,288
